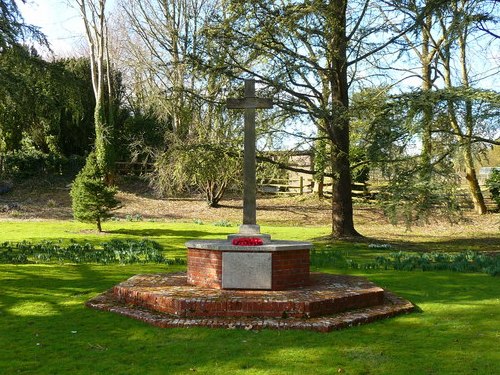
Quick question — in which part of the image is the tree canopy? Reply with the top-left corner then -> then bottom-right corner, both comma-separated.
0,0 -> 46,51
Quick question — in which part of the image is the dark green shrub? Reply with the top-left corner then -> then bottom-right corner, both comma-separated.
1,149 -> 63,177
0,150 -> 85,178
70,152 -> 119,232
374,251 -> 499,276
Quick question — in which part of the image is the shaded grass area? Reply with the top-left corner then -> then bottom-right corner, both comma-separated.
0,221 -> 499,374
0,264 -> 498,374
354,215 -> 500,253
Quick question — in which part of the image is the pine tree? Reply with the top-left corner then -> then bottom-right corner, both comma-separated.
70,152 -> 119,231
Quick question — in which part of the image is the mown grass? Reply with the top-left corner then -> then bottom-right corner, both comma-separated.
0,221 -> 329,259
0,221 -> 499,374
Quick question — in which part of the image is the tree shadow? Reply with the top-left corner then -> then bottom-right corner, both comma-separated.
311,234 -> 500,253
1,264 -> 498,374
107,228 -> 214,238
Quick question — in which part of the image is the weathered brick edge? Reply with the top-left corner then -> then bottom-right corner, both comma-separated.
86,286 -> 415,333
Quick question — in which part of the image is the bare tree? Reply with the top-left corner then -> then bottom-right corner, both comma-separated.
115,0 -> 247,204
76,0 -> 115,176
117,0 -> 213,138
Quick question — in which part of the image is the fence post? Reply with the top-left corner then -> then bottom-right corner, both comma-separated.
299,176 -> 304,195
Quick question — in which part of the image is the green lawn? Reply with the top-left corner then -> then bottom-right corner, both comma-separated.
0,221 -> 499,374
0,221 -> 329,258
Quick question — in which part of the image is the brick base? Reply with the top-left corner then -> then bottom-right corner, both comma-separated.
187,247 -> 310,290
187,249 -> 223,288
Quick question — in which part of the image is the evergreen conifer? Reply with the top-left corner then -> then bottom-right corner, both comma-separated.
70,152 -> 119,231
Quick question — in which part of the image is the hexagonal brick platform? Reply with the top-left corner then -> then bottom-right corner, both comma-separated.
86,272 -> 414,332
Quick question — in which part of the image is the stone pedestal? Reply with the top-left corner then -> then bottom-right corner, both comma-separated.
185,239 -> 312,291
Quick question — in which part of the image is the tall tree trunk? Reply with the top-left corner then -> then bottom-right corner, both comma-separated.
416,11 -> 435,218
444,97 -> 486,214
464,147 -> 487,213
327,0 -> 359,237
420,12 -> 433,185
314,135 -> 327,199
96,216 -> 102,232
78,0 -> 114,181
459,27 -> 487,214
330,127 -> 358,237
437,2 -> 486,214
94,84 -> 107,170
445,97 -> 486,214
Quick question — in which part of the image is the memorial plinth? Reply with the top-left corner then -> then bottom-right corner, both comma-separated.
186,239 -> 312,290
86,232 -> 415,331
85,79 -> 415,331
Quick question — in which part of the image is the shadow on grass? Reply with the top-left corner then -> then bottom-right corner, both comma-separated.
312,235 -> 500,253
0,264 -> 498,374
108,228 -> 216,238
387,236 -> 500,253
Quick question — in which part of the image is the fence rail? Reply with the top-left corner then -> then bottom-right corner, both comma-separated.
258,177 -> 497,209
258,177 -> 372,199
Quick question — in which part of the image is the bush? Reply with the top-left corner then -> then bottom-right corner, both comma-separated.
153,142 -> 241,207
70,152 -> 119,232
1,149 -> 63,177
0,150 -> 85,178
485,169 -> 500,209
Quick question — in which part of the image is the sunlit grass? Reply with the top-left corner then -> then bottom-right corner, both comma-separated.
0,221 -> 330,260
1,264 -> 498,374
0,222 -> 499,374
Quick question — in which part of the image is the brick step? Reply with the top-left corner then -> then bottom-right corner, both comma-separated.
87,273 -> 415,332
111,273 -> 385,319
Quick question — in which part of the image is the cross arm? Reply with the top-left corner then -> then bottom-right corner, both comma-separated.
227,97 -> 273,109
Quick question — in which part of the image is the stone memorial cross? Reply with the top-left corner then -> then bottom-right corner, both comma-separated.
227,79 -> 273,234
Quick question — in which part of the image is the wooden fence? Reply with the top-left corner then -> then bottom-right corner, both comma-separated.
113,162 -> 497,209
258,177 -> 372,199
258,177 -> 497,209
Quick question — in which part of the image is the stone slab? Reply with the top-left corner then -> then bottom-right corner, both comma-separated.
185,239 -> 312,251
222,252 -> 272,289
